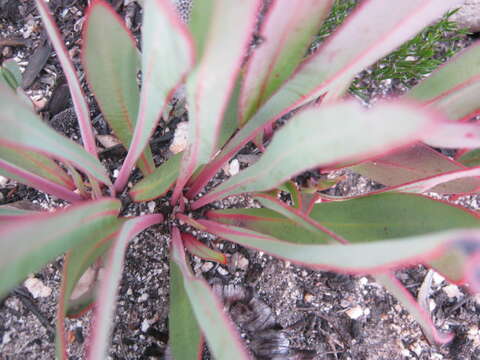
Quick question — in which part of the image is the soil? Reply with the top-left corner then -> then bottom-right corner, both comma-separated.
1,1 -> 480,360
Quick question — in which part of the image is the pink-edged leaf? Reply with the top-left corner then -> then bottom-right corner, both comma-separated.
0,202 -> 39,225
87,214 -> 162,360
0,140 -> 73,188
169,256 -> 204,360
0,158 -> 82,203
171,228 -> 251,360
395,166 -> 480,193
208,208 -> 330,245
192,100 -> 439,209
183,232 -> 227,264
35,0 -> 97,156
352,144 -> 480,194
187,0 -> 463,199
114,0 -> 194,192
172,0 -> 261,203
374,272 -> 453,344
458,148 -> 480,167
0,84 -> 111,185
0,198 -> 120,299
426,77 -> 480,122
239,0 -> 334,125
82,0 -> 154,175
129,152 -> 182,202
210,193 -> 480,246
423,122 -> 480,149
406,43 -> 480,120
200,219 -> 480,286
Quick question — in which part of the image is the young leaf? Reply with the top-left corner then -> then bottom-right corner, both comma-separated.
171,228 -> 250,360
35,0 -> 97,156
0,198 -> 121,299
129,153 -> 182,202
82,0 -> 154,175
183,233 -> 227,264
187,0 -> 463,199
114,0 -> 194,192
375,272 -> 453,344
192,101 -> 439,209
239,0 -> 334,124
352,144 -> 480,194
87,214 -> 162,360
0,84 -> 111,185
172,0 -> 261,203
169,258 -> 203,360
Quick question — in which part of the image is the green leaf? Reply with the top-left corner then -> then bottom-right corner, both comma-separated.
0,144 -> 74,188
0,84 -> 111,185
406,43 -> 480,103
239,0 -> 334,124
83,0 -> 154,174
169,259 -> 203,360
114,0 -> 194,192
193,101 -> 438,208
129,153 -> 182,202
171,228 -> 250,360
0,198 -> 121,299
0,59 -> 22,91
213,0 -> 460,173
200,218 -> 480,279
188,0 -> 214,59
173,0 -> 261,202
458,148 -> 480,167
211,192 -> 480,244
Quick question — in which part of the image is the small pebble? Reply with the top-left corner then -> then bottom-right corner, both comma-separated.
138,293 -> 149,302
304,293 -> 314,303
201,262 -> 214,272
169,122 -> 188,154
0,175 -> 8,187
141,319 -> 150,332
147,201 -> 156,213
217,266 -> 228,276
346,305 -> 363,320
24,277 -> 52,298
443,284 -> 463,299
2,46 -> 12,58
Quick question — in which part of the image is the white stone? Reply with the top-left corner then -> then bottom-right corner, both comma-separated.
451,0 -> 480,32
138,293 -> 149,302
201,262 -> 214,272
24,277 -> 52,298
169,122 -> 189,154
0,175 -> 8,187
432,271 -> 445,285
346,306 -> 363,320
217,266 -> 228,276
147,201 -> 156,213
227,159 -> 240,176
443,284 -> 463,299
141,319 -> 150,332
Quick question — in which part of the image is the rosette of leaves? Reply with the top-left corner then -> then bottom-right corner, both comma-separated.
1,0 -> 480,358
